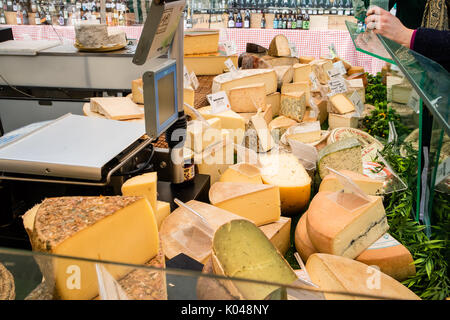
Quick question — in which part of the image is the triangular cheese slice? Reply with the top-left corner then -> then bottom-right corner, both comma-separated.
219,162 -> 263,184
319,170 -> 384,195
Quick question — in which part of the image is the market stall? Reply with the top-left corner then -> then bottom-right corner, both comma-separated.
0,0 -> 448,302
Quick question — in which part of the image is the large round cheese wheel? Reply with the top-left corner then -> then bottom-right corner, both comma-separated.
294,213 -> 318,263
259,153 -> 312,215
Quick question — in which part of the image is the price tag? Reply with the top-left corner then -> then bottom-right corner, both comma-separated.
183,66 -> 192,88
349,90 -> 365,117
333,61 -> 347,76
408,90 -> 421,114
309,72 -> 319,91
224,58 -> 238,75
221,41 -> 237,56
207,91 -> 231,114
435,157 -> 450,187
327,77 -> 348,96
328,43 -> 338,59
289,42 -> 299,58
388,121 -> 398,144
189,71 -> 199,90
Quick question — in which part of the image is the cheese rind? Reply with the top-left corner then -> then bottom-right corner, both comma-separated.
280,91 -> 306,122
184,54 -> 238,75
259,217 -> 292,256
212,69 -> 278,95
310,59 -> 333,84
31,196 -> 159,300
294,213 -> 318,263
156,200 -> 171,229
219,163 -> 263,184
306,191 -> 389,259
306,253 -> 420,300
286,121 -> 322,143
319,170 -> 384,195
184,30 -> 220,55
317,138 -> 363,179
293,63 -> 312,83
259,153 -> 312,215
212,219 -> 298,300
131,78 -> 144,104
209,182 -> 281,226
75,24 -> 127,48
281,81 -> 311,107
266,92 -> 281,116
121,172 -> 158,212
227,83 -> 266,113
268,34 -> 291,57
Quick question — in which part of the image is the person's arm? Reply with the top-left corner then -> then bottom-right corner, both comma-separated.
412,28 -> 450,66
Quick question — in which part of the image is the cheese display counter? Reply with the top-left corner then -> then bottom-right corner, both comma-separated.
0,0 -> 449,302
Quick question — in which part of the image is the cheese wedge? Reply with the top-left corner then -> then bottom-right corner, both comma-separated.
244,113 -> 275,153
269,116 -> 298,140
273,65 -> 294,89
195,141 -> 234,184
90,97 -> 144,120
227,83 -> 266,113
280,92 -> 307,122
268,34 -> 291,57
259,153 -> 312,215
299,56 -> 315,64
312,97 -> 328,124
306,253 -> 420,300
319,170 -> 384,195
317,138 -> 363,179
306,191 -> 389,259
185,118 -> 222,153
266,92 -> 281,116
212,69 -> 278,95
294,213 -> 318,263
30,196 -> 159,300
310,59 -> 333,84
392,83 -> 413,104
131,78 -> 143,104
219,162 -> 263,184
286,121 -> 322,143
281,81 -> 311,107
212,219 -> 298,300
259,217 -> 292,256
328,112 -> 360,129
329,94 -> 355,114
293,63 -> 312,83
156,200 -> 171,229
197,106 -> 246,145
209,182 -> 281,226
121,172 -> 158,212
184,30 -> 220,55
346,78 -> 366,103
184,54 -> 238,76
184,86 -> 195,109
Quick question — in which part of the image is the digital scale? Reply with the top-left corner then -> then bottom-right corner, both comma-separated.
0,0 -> 210,247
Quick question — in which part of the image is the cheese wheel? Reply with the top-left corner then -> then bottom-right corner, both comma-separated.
294,213 -> 318,263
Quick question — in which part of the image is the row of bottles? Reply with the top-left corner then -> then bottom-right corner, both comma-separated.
186,0 -> 354,15
227,9 -> 310,29
0,0 -> 130,25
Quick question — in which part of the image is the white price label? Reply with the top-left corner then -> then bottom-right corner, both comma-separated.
349,90 -> 365,116
189,71 -> 199,90
328,43 -> 338,59
183,66 -> 192,88
289,43 -> 299,58
408,90 -> 421,113
207,91 -> 231,114
333,61 -> 347,76
328,77 -> 348,96
388,121 -> 398,144
224,58 -> 237,74
435,157 -> 450,187
221,41 -> 237,56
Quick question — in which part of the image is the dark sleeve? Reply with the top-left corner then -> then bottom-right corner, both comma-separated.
389,0 -> 396,10
412,28 -> 450,71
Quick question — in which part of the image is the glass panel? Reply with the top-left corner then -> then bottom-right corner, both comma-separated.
345,20 -> 395,64
0,246 -> 412,300
378,35 -> 450,135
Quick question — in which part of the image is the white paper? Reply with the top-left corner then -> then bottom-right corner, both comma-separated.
189,71 -> 199,90
224,58 -> 238,75
289,42 -> 299,58
309,72 -> 319,91
183,66 -> 192,88
349,90 -> 365,116
288,139 -> 318,171
388,121 -> 398,144
326,167 -> 371,201
327,77 -> 348,96
95,264 -> 129,300
221,40 -> 237,56
207,91 -> 231,114
333,61 -> 347,75
435,157 -> 450,187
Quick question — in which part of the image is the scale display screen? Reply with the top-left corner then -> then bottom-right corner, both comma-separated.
158,71 -> 176,126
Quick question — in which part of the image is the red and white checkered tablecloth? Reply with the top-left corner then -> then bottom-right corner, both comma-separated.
7,25 -> 384,74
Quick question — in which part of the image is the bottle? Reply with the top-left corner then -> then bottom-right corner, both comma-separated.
297,10 -> 303,29
302,12 -> 310,29
273,11 -> 278,28
282,12 -> 287,29
312,0 -> 318,15
330,0 -> 337,15
58,8 -> 64,24
0,9 -> 6,24
260,10 -> 265,28
291,11 -> 296,28
235,10 -> 242,27
227,10 -> 234,27
344,0 -> 351,16
186,6 -> 193,28
12,0 -> 17,12
317,0 -> 324,15
286,12 -> 292,29
324,0 -> 331,14
306,0 -> 312,15
15,1 -> 22,24
244,9 -> 250,28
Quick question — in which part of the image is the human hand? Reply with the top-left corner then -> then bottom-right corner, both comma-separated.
365,6 -> 415,48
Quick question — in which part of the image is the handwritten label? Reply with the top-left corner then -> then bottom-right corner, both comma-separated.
435,157 -> 450,187
309,72 -> 319,91
224,58 -> 238,76
207,91 -> 231,114
289,42 -> 299,58
328,77 -> 348,96
221,41 -> 237,56
349,90 -> 365,116
333,61 -> 347,75
189,71 -> 199,90
328,43 -> 338,59
183,66 -> 191,88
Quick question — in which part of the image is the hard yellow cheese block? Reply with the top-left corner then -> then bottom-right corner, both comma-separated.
280,91 -> 307,122
212,69 -> 278,95
310,59 -> 333,84
269,116 -> 298,140
184,54 -> 238,76
185,118 -> 222,153
266,92 -> 281,116
209,182 -> 281,226
90,97 -> 144,120
306,191 -> 389,259
329,93 -> 356,114
194,141 -> 234,184
227,82 -> 266,113
156,200 -> 171,229
306,253 -> 420,300
121,172 -> 157,212
259,153 -> 311,215
286,121 -> 321,143
259,217 -> 291,256
219,162 -> 263,184
293,63 -> 312,83
197,106 -> 246,145
184,86 -> 195,107
212,219 -> 298,300
131,78 -> 143,104
281,81 -> 311,107
30,196 -> 159,300
184,30 -> 220,55
319,170 -> 384,195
